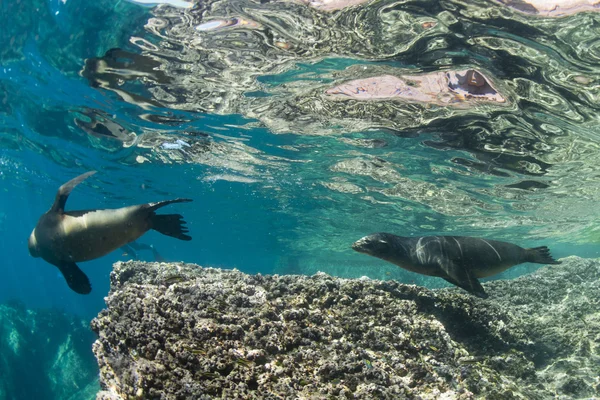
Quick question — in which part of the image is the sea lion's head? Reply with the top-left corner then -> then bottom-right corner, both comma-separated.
28,229 -> 40,258
352,233 -> 397,258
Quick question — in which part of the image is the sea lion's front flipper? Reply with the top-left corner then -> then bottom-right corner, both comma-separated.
54,261 -> 92,294
438,260 -> 488,299
51,171 -> 97,213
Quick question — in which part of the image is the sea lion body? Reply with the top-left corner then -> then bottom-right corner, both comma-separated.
32,205 -> 153,263
28,171 -> 192,294
380,236 -> 528,278
352,233 -> 560,298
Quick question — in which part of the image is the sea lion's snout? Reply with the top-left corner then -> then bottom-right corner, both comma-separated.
352,233 -> 390,255
351,237 -> 366,251
28,230 -> 40,258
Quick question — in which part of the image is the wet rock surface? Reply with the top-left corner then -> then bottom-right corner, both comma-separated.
92,256 -> 599,399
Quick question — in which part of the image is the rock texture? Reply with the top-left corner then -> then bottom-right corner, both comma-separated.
92,257 -> 600,399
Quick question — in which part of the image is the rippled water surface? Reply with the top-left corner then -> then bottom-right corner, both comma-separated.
3,0 -> 600,318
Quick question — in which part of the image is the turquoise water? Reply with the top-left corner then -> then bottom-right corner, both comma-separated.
3,0 -> 600,398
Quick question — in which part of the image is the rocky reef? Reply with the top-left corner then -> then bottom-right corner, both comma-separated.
92,256 -> 599,399
0,303 -> 99,400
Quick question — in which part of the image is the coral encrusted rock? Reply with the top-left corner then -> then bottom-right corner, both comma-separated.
91,256 -> 600,399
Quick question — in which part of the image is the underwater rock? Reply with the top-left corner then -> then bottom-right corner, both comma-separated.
92,256 -> 600,399
0,303 -> 99,400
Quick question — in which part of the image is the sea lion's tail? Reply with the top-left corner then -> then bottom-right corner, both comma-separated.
525,246 -> 561,265
147,199 -> 192,241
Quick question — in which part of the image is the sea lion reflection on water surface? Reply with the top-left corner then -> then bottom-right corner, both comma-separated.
28,171 -> 192,294
352,233 -> 560,298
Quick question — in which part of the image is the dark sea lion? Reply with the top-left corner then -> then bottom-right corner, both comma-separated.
28,171 -> 192,294
352,233 -> 560,298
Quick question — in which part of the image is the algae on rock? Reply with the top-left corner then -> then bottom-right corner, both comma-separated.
92,257 -> 599,399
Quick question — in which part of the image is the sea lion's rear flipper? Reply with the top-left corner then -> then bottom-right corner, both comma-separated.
146,198 -> 193,212
438,260 -> 488,299
54,261 -> 92,294
51,171 -> 97,213
525,246 -> 561,265
146,199 -> 193,241
151,214 -> 191,240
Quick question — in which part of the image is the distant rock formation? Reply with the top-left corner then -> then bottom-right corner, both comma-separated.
92,257 -> 599,399
0,303 -> 99,400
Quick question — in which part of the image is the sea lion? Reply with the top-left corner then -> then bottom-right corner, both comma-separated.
28,171 -> 192,294
352,233 -> 560,298
121,241 -> 166,262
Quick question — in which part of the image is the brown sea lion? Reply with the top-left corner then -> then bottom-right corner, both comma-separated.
352,233 -> 560,298
28,171 -> 192,294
